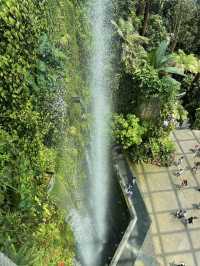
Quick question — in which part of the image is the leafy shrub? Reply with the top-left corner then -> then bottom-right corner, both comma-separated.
112,114 -> 145,149
129,136 -> 175,166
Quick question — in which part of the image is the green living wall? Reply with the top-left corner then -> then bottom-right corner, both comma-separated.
0,0 -> 90,265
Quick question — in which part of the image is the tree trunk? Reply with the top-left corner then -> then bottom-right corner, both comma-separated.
170,38 -> 177,52
141,0 -> 150,36
170,0 -> 184,52
136,0 -> 145,16
191,72 -> 200,89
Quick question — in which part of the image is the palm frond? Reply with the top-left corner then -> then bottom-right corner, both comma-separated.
148,49 -> 157,68
155,40 -> 170,68
159,66 -> 186,76
111,20 -> 124,39
160,54 -> 174,66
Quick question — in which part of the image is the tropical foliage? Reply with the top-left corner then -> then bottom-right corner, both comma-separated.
113,0 -> 200,165
0,0 -> 89,264
148,40 -> 185,77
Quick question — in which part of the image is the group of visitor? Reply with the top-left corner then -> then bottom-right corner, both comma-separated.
175,209 -> 197,224
171,144 -> 200,266
173,144 -> 200,227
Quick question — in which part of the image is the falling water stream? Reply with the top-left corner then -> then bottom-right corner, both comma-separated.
90,0 -> 112,245
71,0 -> 113,266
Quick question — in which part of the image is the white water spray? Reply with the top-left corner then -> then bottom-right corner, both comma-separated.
70,0 -> 112,265
90,0 -> 112,240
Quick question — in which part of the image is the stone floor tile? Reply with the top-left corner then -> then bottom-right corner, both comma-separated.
147,172 -> 173,192
174,129 -> 195,141
137,174 -> 148,193
173,154 -> 190,169
165,253 -> 195,266
161,232 -> 191,253
177,188 -> 200,209
193,130 -> 200,141
194,251 -> 200,266
152,236 -> 162,255
174,142 -> 183,154
151,191 -> 178,212
185,212 -> 200,230
156,212 -> 185,233
185,153 -> 197,169
143,195 -> 153,213
155,256 -> 165,266
190,230 -> 200,249
149,214 -> 158,234
179,140 -> 198,153
170,170 -> 198,188
142,163 -> 166,173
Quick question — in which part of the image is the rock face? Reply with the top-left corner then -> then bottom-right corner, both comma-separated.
0,252 -> 16,266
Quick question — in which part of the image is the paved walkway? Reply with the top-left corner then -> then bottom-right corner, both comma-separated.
132,129 -> 200,266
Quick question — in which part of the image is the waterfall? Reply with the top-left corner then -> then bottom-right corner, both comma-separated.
90,0 -> 112,245
70,0 -> 112,265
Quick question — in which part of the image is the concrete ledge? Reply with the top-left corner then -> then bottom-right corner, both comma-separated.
110,146 -> 138,266
110,145 -> 151,266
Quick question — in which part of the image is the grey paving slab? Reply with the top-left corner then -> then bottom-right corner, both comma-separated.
165,253 -> 196,266
146,172 -> 173,192
193,130 -> 200,140
179,140 -> 197,153
177,189 -> 200,209
190,230 -> 200,249
151,191 -> 179,212
174,142 -> 183,154
161,231 -> 191,253
174,129 -> 194,141
156,212 -> 185,233
194,251 -> 200,264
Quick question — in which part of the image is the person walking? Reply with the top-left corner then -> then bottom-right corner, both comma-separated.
194,144 -> 200,157
176,209 -> 186,219
175,168 -> 184,177
187,216 -> 195,224
192,161 -> 200,173
177,156 -> 184,168
181,179 -> 188,187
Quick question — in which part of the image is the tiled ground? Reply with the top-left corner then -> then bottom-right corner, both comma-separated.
133,129 -> 200,266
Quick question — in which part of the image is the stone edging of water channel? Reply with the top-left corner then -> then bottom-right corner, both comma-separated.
109,146 -> 138,266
